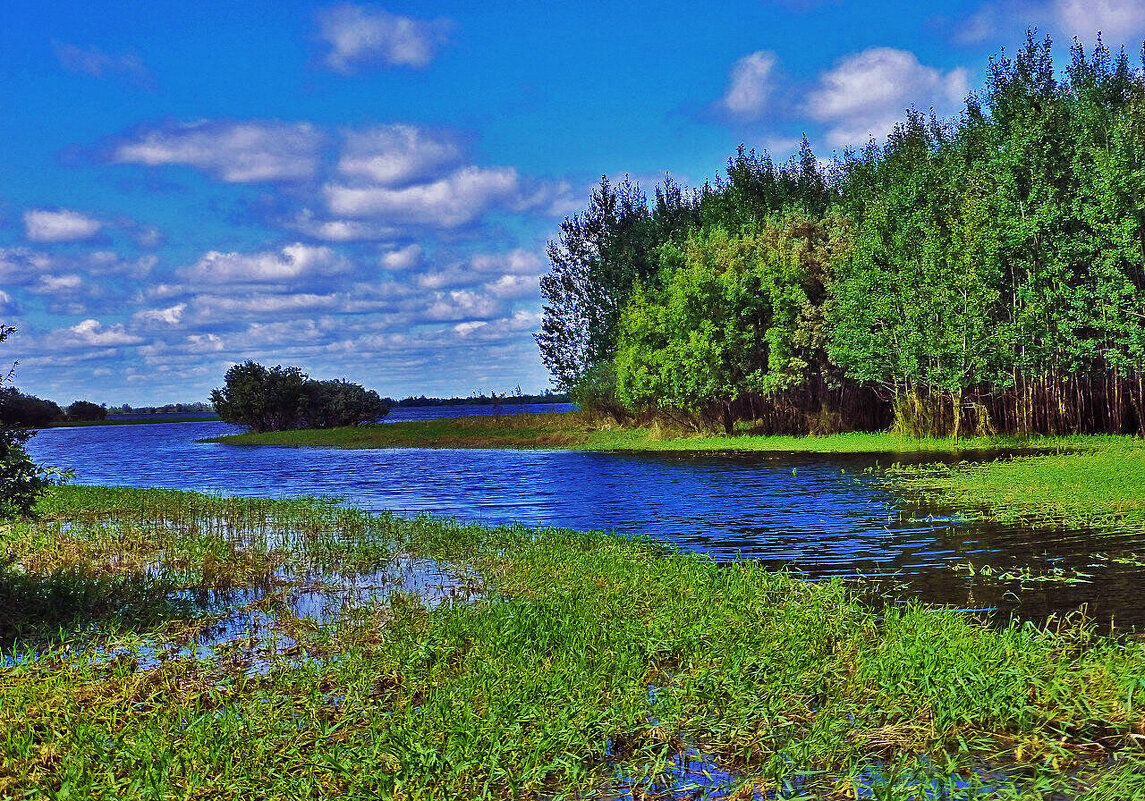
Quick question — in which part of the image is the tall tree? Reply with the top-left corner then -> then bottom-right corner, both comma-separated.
535,176 -> 657,389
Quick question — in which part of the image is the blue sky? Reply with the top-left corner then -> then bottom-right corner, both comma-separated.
2,0 -> 1143,404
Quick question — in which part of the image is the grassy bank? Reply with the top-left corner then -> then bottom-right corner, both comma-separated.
204,409 -> 1117,454
4,486 -> 1145,798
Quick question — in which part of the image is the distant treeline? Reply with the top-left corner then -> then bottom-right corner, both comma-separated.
106,402 -> 215,416
537,34 -> 1145,437
391,392 -> 570,408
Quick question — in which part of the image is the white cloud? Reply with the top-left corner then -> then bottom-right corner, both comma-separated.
338,125 -> 463,186
721,51 -> 778,117
380,243 -> 423,270
807,48 -> 969,147
0,290 -> 19,316
32,274 -> 83,295
62,319 -> 142,348
23,209 -> 103,242
54,41 -> 153,88
317,4 -> 451,72
453,321 -> 487,337
113,121 -> 324,183
956,0 -> 1145,47
426,289 -> 501,321
182,243 -> 349,283
324,166 -> 525,226
134,303 -> 187,325
192,293 -> 340,316
470,248 -> 543,275
1055,0 -> 1145,43
288,210 -> 398,242
484,274 -> 538,299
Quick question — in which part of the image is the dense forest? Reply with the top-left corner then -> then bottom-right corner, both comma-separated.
537,34 -> 1145,437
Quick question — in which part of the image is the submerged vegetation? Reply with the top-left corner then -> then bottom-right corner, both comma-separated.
2,485 -> 1145,798
538,35 -> 1145,438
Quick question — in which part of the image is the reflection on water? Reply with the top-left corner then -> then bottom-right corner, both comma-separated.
26,419 -> 1145,628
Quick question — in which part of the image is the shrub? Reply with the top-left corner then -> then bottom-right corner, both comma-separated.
211,361 -> 390,432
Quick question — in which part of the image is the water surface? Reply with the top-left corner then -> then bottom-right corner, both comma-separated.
26,417 -> 1145,628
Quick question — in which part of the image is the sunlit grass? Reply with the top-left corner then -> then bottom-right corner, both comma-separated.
203,409 -> 1140,457
3,485 -> 1145,797
886,443 -> 1145,532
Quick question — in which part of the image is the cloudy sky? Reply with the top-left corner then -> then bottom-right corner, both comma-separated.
2,1 -> 1143,405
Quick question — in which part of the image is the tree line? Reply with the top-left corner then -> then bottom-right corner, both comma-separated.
0,390 -> 108,426
537,34 -> 1145,436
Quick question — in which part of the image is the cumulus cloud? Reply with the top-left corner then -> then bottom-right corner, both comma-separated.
113,120 -> 325,183
317,4 -> 452,72
134,303 -> 187,325
426,289 -> 501,321
53,41 -> 153,88
1055,0 -> 1145,43
955,0 -> 1145,46
484,274 -> 538,299
807,48 -> 969,147
181,243 -> 349,284
60,319 -> 143,348
338,125 -> 463,186
23,209 -> 103,242
721,51 -> 778,117
380,243 -> 423,270
325,166 -> 545,226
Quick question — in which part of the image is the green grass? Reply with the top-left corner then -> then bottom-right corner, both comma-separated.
204,409 -> 1129,456
885,441 -> 1145,532
4,485 -> 1145,798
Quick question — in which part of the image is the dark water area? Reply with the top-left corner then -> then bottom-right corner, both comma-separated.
25,420 -> 1145,629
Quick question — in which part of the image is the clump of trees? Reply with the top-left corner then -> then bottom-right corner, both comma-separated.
0,389 -> 63,428
65,401 -> 107,422
211,361 -> 390,432
538,34 -> 1145,437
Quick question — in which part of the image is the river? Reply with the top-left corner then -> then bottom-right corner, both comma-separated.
25,408 -> 1145,628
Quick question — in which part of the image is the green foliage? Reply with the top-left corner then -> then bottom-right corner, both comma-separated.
615,219 -> 838,432
536,175 -> 696,390
211,361 -> 389,433
540,33 -> 1145,437
65,400 -> 107,422
0,325 -> 62,520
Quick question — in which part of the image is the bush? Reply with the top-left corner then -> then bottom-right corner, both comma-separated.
0,426 -> 50,519
0,325 -> 63,519
65,400 -> 107,422
211,361 -> 390,432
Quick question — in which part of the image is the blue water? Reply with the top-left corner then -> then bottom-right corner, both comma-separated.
25,416 -> 1145,625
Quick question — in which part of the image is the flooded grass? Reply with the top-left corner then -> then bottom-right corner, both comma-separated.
884,443 -> 1145,534
4,485 -> 1145,798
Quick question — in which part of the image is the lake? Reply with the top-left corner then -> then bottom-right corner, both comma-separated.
25,410 -> 1145,628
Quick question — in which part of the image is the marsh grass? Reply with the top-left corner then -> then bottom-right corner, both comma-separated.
4,486 -> 1145,798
